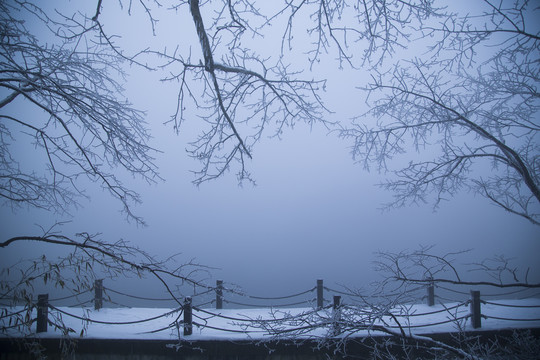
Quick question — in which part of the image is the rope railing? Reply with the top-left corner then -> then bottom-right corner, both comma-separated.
49,305 -> 182,326
192,307 -> 252,323
190,288 -> 217,298
137,322 -> 178,334
324,286 -> 362,297
18,290 -> 95,305
341,301 -> 469,318
193,299 -> 214,308
434,286 -> 537,299
480,288 -> 533,298
324,285 -> 424,300
98,284 -> 317,308
435,285 -> 471,296
518,291 -> 540,300
383,314 -> 471,329
103,297 -> 132,308
482,300 -> 540,308
433,294 -> 464,303
483,315 -> 540,322
48,305 -> 183,329
5,292 -> 90,306
342,302 -> 470,323
103,287 -> 177,302
244,286 -> 315,300
37,278 -> 527,312
0,295 -> 94,310
47,289 -> 93,302
3,278 -> 540,339
223,298 -> 313,308
393,301 -> 469,317
193,305 -> 327,324
100,285 -> 217,309
67,298 -> 94,308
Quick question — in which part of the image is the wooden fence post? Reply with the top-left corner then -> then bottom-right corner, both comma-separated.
470,290 -> 481,329
332,295 -> 341,336
216,280 -> 223,310
183,297 -> 192,336
36,294 -> 48,333
94,279 -> 103,310
427,277 -> 435,306
317,279 -> 324,309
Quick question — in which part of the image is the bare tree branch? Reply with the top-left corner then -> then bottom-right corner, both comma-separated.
375,246 -> 540,289
0,1 -> 161,223
341,0 -> 540,224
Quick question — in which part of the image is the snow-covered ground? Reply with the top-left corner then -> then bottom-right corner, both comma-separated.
2,298 -> 540,341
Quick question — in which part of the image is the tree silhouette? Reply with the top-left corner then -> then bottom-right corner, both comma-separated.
340,0 -> 539,224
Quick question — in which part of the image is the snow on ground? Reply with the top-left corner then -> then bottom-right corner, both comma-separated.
2,298 -> 540,341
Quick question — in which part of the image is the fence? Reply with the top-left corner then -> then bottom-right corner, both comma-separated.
2,279 -> 540,338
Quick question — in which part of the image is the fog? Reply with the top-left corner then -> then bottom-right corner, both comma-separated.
1,1 -> 539,302
2,120 -> 538,297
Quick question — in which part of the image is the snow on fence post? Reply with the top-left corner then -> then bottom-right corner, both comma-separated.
470,290 -> 481,329
332,295 -> 342,336
183,297 -> 193,336
427,277 -> 435,306
317,279 -> 324,309
216,280 -> 223,310
94,279 -> 103,310
36,294 -> 48,333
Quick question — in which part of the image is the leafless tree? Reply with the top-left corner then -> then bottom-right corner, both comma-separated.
86,0 -> 440,185
374,245 -> 540,290
0,1 -> 204,353
147,0 -> 539,224
0,223 -> 208,358
178,0 -> 445,184
145,0 -> 335,184
0,0 -> 160,225
6,1 -> 534,221
0,226 -> 205,304
340,0 -> 539,225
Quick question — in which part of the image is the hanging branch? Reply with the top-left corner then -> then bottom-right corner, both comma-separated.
189,0 -> 251,159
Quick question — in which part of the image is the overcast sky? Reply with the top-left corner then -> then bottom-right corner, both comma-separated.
1,1 -> 539,300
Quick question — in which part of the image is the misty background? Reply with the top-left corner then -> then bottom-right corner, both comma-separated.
1,1 -> 539,302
